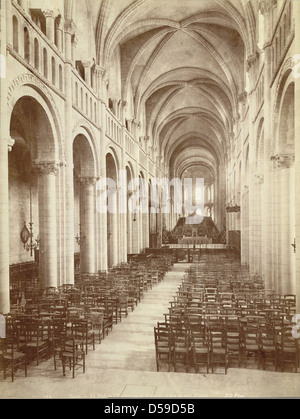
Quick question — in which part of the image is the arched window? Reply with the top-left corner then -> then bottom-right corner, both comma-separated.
34,38 -> 39,69
94,103 -> 97,122
90,98 -> 92,118
51,57 -> 56,85
75,82 -> 78,105
43,48 -> 48,78
86,93 -> 88,114
59,65 -> 63,91
13,16 -> 19,52
54,15 -> 61,49
24,27 -> 30,62
80,88 -> 83,109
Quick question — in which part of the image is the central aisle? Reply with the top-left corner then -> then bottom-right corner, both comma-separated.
86,263 -> 190,372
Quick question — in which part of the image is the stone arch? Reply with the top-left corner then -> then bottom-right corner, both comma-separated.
105,145 -> 120,181
72,124 -> 99,178
8,84 -> 64,289
73,131 -> 98,275
7,75 -> 64,162
278,82 -> 294,155
272,57 -> 294,152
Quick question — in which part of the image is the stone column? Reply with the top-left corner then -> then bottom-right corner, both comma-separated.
56,19 -> 63,53
96,66 -> 109,271
261,1 -> 274,292
0,0 -> 10,313
295,0 -> 300,312
82,61 -> 92,86
63,19 -> 76,284
80,177 -> 97,273
42,9 -> 56,44
0,138 -> 14,314
34,162 -> 59,289
127,191 -> 133,254
107,186 -> 118,267
273,155 -> 295,295
119,167 -> 128,264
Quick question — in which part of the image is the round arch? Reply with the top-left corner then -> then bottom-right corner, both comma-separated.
72,125 -> 99,178
7,79 -> 64,163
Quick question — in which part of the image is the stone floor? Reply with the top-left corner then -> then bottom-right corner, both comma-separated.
1,264 -> 299,399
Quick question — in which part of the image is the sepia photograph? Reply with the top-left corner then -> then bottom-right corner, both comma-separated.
0,0 -> 299,402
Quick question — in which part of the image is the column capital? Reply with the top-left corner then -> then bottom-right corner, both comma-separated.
271,153 -> 295,169
132,118 -> 141,128
238,91 -> 248,103
258,0 -> 273,15
246,51 -> 259,71
80,176 -> 98,186
33,161 -> 60,175
42,9 -> 59,19
95,65 -> 106,77
64,19 -> 77,36
82,60 -> 93,69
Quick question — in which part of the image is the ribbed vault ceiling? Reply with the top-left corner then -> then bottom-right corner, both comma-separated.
92,0 -> 255,180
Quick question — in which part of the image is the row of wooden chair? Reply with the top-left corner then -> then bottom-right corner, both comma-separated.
154,320 -> 299,375
1,253 -> 174,381
154,251 -> 298,374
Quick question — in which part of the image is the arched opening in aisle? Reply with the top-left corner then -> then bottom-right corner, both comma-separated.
73,134 -> 97,275
106,152 -> 119,267
148,179 -> 157,248
139,171 -> 148,252
9,95 -> 59,290
126,164 -> 134,255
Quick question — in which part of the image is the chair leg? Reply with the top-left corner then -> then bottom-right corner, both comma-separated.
72,358 -> 75,379
11,361 -> 14,382
62,358 -> 66,376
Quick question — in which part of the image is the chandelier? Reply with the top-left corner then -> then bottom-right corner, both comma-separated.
75,224 -> 86,245
20,181 -> 39,257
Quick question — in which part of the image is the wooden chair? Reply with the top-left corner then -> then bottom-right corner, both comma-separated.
278,328 -> 299,373
172,328 -> 192,372
89,310 -> 105,343
154,324 -> 173,372
242,328 -> 261,369
226,330 -> 242,368
24,320 -> 50,365
71,319 -> 95,355
209,329 -> 228,374
61,336 -> 85,379
191,327 -> 209,373
260,329 -> 278,371
1,338 -> 27,382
